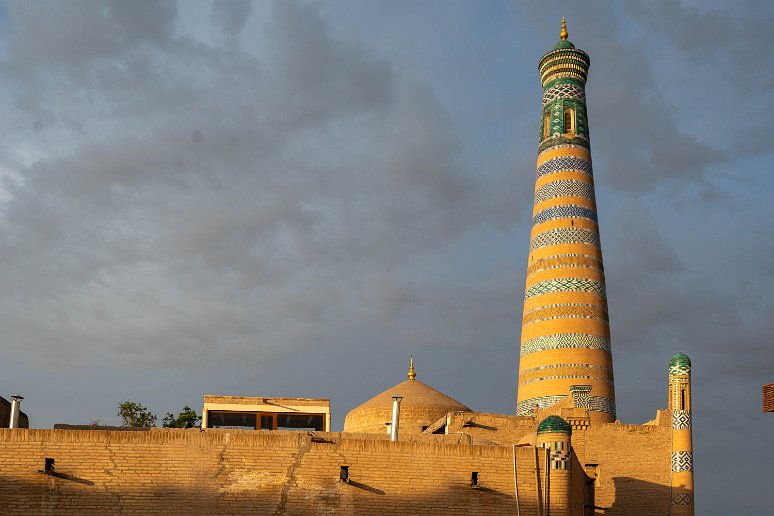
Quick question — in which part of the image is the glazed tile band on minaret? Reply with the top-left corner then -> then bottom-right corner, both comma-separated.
517,19 -> 616,422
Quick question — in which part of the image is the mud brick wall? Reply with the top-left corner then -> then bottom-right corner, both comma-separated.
0,428 -> 551,515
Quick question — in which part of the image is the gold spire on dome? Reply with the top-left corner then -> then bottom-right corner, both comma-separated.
408,355 -> 416,380
560,16 -> 568,40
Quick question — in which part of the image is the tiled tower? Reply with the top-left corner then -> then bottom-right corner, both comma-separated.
669,353 -> 695,514
517,19 -> 616,422
537,416 -> 572,516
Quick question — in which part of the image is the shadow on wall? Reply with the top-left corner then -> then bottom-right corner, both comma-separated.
602,477 -> 674,516
0,478 -> 529,515
0,472 -> 682,515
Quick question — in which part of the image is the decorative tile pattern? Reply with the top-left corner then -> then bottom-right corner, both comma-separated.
534,180 -> 595,204
671,492 -> 694,506
570,385 -> 592,409
516,395 -> 615,416
672,410 -> 691,430
521,363 -> 613,374
516,395 -> 566,416
522,303 -> 608,326
538,134 -> 590,153
521,333 -> 611,356
533,205 -> 597,225
542,83 -> 586,105
524,278 -> 606,300
537,144 -> 587,161
527,254 -> 604,275
521,373 -> 613,385
671,451 -> 693,472
542,442 -> 571,470
529,227 -> 600,252
536,156 -> 593,179
669,353 -> 691,376
538,49 -> 590,88
588,396 -> 616,415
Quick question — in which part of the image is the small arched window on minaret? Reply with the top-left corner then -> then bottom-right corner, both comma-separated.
543,113 -> 551,139
563,107 -> 575,134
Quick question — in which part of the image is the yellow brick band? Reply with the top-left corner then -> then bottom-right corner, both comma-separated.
527,254 -> 603,275
520,345 -> 612,364
537,144 -> 589,164
526,267 -> 607,290
519,365 -> 614,388
520,372 -> 613,386
523,291 -> 608,313
522,303 -> 607,326
530,215 -> 598,236
535,169 -> 592,190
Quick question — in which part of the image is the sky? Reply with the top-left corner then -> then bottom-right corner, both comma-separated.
0,0 -> 771,513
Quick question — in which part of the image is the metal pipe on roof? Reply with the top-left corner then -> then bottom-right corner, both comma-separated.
390,395 -> 402,442
9,394 -> 23,429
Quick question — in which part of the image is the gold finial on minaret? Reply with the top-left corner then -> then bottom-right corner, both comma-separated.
560,16 -> 568,40
408,355 -> 416,380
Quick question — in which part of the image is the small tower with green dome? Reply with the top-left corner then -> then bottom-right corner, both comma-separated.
669,353 -> 694,515
537,415 -> 572,516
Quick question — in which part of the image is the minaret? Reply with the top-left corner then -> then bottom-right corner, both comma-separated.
517,19 -> 616,422
536,416 -> 572,516
669,353 -> 694,514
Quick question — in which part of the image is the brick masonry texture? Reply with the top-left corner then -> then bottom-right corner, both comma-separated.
0,423 -> 675,516
763,383 -> 774,412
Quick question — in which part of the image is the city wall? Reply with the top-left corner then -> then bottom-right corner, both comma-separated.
0,424 -> 672,515
0,428 -> 541,515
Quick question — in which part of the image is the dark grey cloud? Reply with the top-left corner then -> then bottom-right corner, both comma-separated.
211,0 -> 253,35
0,0 -> 504,374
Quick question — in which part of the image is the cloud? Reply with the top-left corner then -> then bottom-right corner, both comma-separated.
211,0 -> 253,35
0,0 -> 501,371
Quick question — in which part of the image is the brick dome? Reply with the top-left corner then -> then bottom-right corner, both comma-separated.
344,377 -> 471,434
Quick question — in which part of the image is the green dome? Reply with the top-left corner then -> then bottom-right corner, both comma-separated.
537,415 -> 571,435
554,40 -> 575,50
669,353 -> 691,376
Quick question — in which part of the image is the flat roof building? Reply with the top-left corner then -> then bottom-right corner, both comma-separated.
202,395 -> 330,432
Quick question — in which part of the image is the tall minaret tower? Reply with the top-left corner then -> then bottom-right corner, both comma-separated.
517,19 -> 616,422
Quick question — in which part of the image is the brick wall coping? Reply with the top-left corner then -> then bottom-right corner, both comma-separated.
203,395 -> 330,406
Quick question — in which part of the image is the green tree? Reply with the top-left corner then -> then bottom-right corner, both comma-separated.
117,401 -> 157,427
162,406 -> 201,428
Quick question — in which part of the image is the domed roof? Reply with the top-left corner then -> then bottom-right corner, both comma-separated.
669,353 -> 691,376
554,40 -> 576,50
537,415 -> 572,435
344,358 -> 471,434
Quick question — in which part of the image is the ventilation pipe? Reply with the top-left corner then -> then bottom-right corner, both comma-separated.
390,395 -> 402,442
9,394 -> 23,429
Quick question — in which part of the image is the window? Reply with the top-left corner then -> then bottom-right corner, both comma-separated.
207,411 -> 257,430
564,107 -> 575,134
543,113 -> 551,139
206,411 -> 324,431
277,414 -> 325,431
